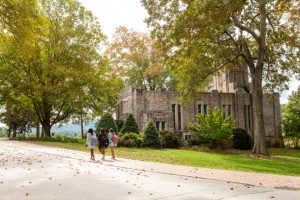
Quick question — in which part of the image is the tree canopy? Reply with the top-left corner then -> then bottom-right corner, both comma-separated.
142,0 -> 300,155
0,0 -> 121,137
106,26 -> 176,91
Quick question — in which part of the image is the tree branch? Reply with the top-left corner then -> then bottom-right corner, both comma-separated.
231,15 -> 260,42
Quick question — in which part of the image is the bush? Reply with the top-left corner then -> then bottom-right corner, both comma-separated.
118,132 -> 143,148
232,128 -> 252,150
55,134 -> 63,142
120,113 -> 139,134
0,129 -> 8,138
159,131 -> 180,148
115,119 -> 124,132
43,136 -> 56,142
143,120 -> 161,148
16,133 -> 24,140
189,107 -> 235,149
95,113 -> 117,133
63,137 -> 79,143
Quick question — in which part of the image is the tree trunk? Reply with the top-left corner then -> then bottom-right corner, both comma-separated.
251,70 -> 269,155
12,127 -> 17,138
42,120 -> 51,137
36,122 -> 40,138
41,127 -> 45,138
80,113 -> 84,139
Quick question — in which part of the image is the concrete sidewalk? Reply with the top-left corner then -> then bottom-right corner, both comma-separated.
0,140 -> 300,200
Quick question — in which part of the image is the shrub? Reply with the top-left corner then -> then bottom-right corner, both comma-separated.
115,119 -> 124,132
55,134 -> 63,142
143,120 -> 161,148
120,113 -> 139,134
0,129 -> 8,138
43,136 -> 56,142
189,107 -> 235,149
232,128 -> 252,150
95,113 -> 117,133
159,131 -> 180,148
63,137 -> 79,143
118,132 -> 143,148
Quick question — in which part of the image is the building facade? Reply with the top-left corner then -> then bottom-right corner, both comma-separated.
116,65 -> 283,145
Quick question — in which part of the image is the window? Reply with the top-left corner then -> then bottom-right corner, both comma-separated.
161,121 -> 166,131
197,104 -> 208,116
184,134 -> 191,140
172,104 -> 182,131
178,104 -> 181,130
222,104 -> 232,118
203,104 -> 207,115
197,104 -> 202,114
156,121 -> 160,131
244,105 -> 251,130
156,121 -> 166,132
228,105 -> 231,117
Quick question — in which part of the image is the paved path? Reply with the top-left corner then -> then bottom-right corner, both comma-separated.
0,139 -> 299,200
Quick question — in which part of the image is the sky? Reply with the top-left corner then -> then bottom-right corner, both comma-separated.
78,0 -> 149,37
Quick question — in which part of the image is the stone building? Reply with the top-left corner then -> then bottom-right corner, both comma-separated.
116,65 -> 283,145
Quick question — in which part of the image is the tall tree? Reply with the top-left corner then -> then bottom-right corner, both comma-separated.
106,26 -> 173,91
0,0 -> 117,137
142,0 -> 300,155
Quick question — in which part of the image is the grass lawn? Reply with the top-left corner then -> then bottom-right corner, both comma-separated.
24,140 -> 300,177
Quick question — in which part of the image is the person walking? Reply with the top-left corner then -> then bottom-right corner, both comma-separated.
97,128 -> 108,160
107,128 -> 118,159
86,128 -> 97,160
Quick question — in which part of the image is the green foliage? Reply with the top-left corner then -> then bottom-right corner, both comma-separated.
232,128 -> 252,150
0,0 -> 121,137
0,96 -> 36,138
42,135 -> 79,143
95,113 -> 117,133
282,87 -> 300,149
118,132 -> 143,148
142,120 -> 161,148
107,26 -> 175,91
159,131 -> 180,149
120,113 -> 139,134
115,119 -> 124,132
0,129 -> 8,138
189,107 -> 235,149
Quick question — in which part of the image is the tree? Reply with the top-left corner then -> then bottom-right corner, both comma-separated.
189,107 -> 235,149
120,113 -> 139,134
0,0 -> 117,137
142,0 -> 300,155
282,86 -> 300,148
143,120 -> 161,148
106,26 -> 174,91
95,113 -> 117,133
0,95 -> 35,138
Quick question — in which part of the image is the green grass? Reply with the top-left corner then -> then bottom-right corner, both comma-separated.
24,140 -> 300,177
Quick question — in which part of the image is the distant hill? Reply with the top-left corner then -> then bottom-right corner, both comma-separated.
31,118 -> 98,134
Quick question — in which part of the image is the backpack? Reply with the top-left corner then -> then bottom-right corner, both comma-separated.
90,135 -> 98,146
98,133 -> 108,147
111,133 -> 119,144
